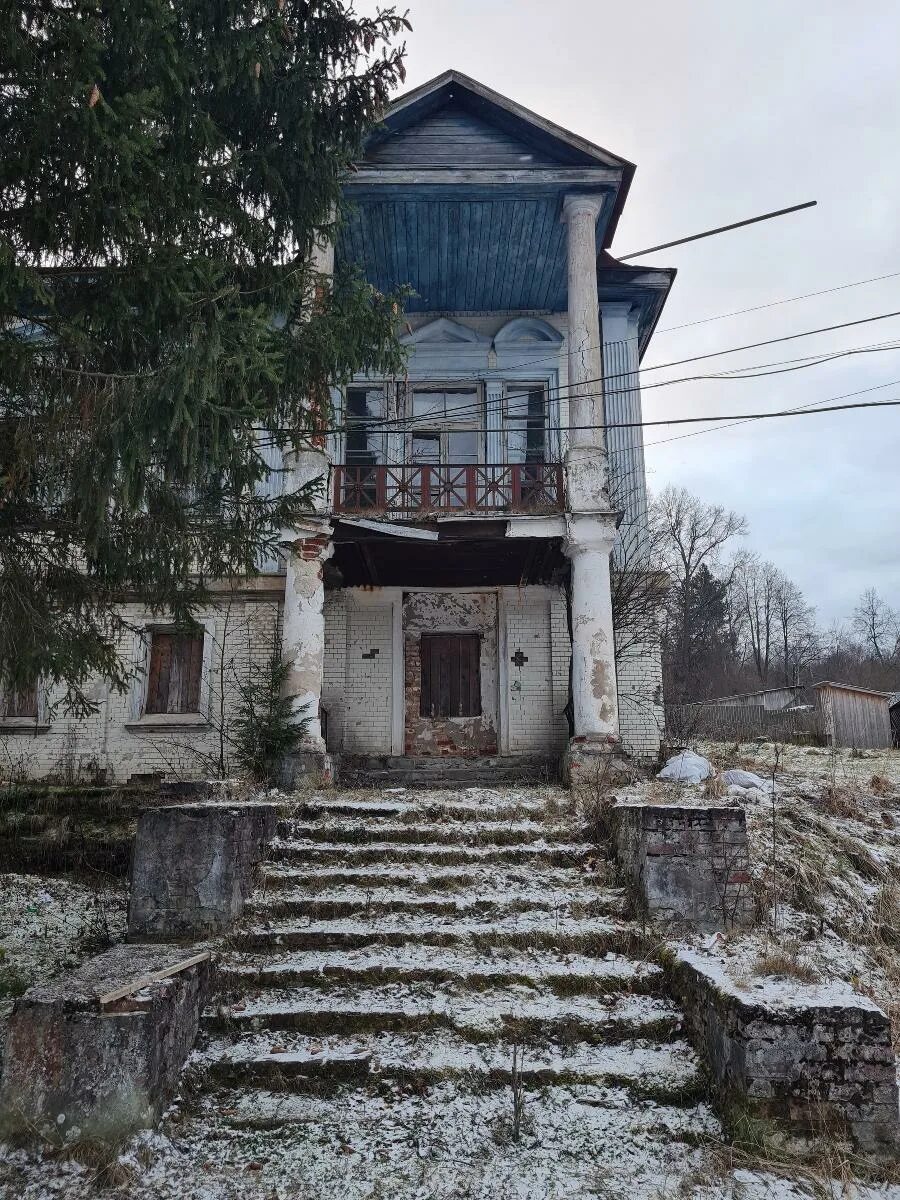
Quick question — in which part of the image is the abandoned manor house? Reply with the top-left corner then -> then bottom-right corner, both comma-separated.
1,71 -> 676,783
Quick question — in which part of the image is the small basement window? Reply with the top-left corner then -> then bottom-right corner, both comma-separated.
144,629 -> 204,715
419,633 -> 482,719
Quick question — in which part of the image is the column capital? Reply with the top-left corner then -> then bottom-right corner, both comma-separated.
563,512 -> 620,557
562,193 -> 605,223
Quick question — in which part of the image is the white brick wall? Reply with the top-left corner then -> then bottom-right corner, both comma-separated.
503,587 -> 569,754
0,595 -> 283,783
342,603 -> 394,754
616,634 -> 664,761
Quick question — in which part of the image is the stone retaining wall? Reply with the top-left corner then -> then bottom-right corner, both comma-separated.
672,950 -> 900,1153
128,801 -> 277,939
0,944 -> 213,1145
612,803 -> 755,931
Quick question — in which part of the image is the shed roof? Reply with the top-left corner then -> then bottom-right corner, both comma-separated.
812,681 -> 894,698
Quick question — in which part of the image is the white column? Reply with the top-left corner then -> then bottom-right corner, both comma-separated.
282,524 -> 334,748
563,514 -> 620,740
280,222 -> 336,749
563,194 -> 608,510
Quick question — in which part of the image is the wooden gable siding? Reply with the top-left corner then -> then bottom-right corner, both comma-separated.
337,196 -> 567,312
366,106 -> 565,168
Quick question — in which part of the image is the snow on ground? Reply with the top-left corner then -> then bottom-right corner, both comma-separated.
0,872 -> 127,1040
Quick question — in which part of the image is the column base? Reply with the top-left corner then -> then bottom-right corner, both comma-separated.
561,734 -> 636,793
279,745 -> 335,790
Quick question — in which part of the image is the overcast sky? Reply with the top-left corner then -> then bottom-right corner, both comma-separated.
365,0 -> 900,627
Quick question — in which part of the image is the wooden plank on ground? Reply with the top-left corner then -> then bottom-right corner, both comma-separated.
98,951 -> 211,1006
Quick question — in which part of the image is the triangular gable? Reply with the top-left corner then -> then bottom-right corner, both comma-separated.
363,69 -> 632,172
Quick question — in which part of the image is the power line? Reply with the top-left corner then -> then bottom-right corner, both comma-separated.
380,272 -> 900,383
306,330 -> 900,437
328,305 -> 900,433
601,378 -> 900,461
655,269 -> 900,335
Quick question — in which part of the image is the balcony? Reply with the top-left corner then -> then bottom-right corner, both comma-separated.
333,462 -> 565,516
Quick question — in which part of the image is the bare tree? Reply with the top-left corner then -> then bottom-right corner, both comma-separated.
852,588 -> 899,663
651,486 -> 747,699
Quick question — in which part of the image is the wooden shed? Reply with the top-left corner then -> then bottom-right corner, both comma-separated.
813,681 -> 893,750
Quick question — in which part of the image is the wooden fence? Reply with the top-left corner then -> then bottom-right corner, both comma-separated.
665,702 -> 820,746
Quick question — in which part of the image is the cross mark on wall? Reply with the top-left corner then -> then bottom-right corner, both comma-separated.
361,648 -> 380,660
510,650 -> 528,668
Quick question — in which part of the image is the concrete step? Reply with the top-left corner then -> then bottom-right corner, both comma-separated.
245,886 -> 622,923
290,794 -> 558,822
259,862 -> 611,892
200,1030 -> 704,1101
203,986 -> 682,1044
267,840 -> 594,868
216,945 -> 661,995
339,755 -> 560,789
274,818 -> 577,846
230,914 -> 636,955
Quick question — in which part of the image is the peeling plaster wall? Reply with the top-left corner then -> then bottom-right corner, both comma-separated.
403,591 -> 498,757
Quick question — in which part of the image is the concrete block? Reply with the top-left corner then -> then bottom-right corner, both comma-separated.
611,804 -> 755,931
127,801 -> 276,939
0,943 -> 212,1144
672,950 -> 900,1153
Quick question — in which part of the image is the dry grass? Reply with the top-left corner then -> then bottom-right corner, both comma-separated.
701,773 -> 725,802
869,773 -> 896,799
819,784 -> 869,822
749,938 -> 820,985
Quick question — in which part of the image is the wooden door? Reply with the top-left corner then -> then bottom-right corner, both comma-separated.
420,633 -> 481,718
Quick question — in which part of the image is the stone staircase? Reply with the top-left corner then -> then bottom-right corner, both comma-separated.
176,788 -> 721,1196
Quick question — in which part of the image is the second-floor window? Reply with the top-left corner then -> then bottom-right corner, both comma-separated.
504,383 -> 548,463
408,386 -> 481,466
345,386 -> 386,468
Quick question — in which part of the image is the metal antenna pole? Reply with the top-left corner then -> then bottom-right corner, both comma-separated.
616,200 -> 817,261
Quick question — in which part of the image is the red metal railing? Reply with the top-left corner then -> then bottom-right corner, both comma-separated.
333,463 -> 564,515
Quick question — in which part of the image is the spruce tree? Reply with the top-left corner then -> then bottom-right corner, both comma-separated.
0,1 -> 409,709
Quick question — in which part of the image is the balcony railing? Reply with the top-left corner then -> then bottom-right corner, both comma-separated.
333,462 -> 564,515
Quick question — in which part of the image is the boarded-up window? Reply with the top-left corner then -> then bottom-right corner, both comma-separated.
1,682 -> 38,719
144,630 -> 204,715
419,634 -> 481,718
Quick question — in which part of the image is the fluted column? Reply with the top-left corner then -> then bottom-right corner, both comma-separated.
601,301 -> 648,555
563,194 -> 608,509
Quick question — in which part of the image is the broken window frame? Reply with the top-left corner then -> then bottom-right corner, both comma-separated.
0,677 -> 47,730
129,620 -> 214,726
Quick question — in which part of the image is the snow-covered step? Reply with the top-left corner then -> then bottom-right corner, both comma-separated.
232,912 -> 633,954
203,986 -> 682,1044
260,862 -> 610,892
291,796 -> 555,822
201,1029 -> 704,1100
267,839 -> 594,868
217,945 -> 659,994
274,819 -> 576,846
245,885 -> 622,923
